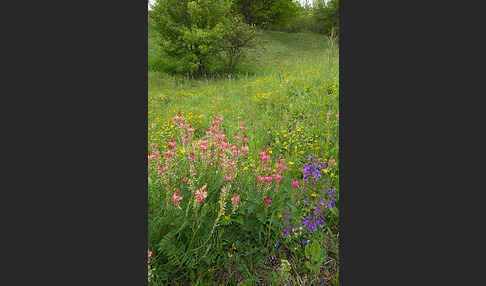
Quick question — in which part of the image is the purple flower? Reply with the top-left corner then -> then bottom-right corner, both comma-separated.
303,198 -> 308,205
301,214 -> 326,232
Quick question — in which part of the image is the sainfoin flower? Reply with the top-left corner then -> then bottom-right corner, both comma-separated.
231,193 -> 240,205
264,197 -> 272,206
171,189 -> 183,207
225,174 -> 232,182
195,184 -> 208,202
272,173 -> 283,182
292,179 -> 299,188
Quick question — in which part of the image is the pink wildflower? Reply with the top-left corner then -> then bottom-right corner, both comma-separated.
280,158 -> 285,163
189,152 -> 195,160
231,193 -> 240,205
148,250 -> 152,258
292,179 -> 299,188
272,173 -> 283,182
241,146 -> 249,153
257,175 -> 264,183
187,128 -> 195,133
195,184 -> 208,202
158,167 -> 163,174
182,177 -> 188,184
225,174 -> 232,182
151,142 -> 157,148
238,125 -> 245,131
264,197 -> 272,206
171,189 -> 183,206
265,176 -> 272,183
173,115 -> 183,122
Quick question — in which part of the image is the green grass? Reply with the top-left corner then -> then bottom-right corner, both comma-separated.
148,21 -> 339,285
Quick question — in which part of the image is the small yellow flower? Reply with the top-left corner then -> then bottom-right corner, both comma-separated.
269,150 -> 272,154
323,169 -> 329,174
277,212 -> 283,219
224,215 -> 230,220
243,166 -> 248,171
311,193 -> 317,197
289,161 -> 294,165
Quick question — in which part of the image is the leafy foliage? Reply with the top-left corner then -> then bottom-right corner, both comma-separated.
233,0 -> 299,27
150,0 -> 259,76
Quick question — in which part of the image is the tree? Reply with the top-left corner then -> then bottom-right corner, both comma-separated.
150,0 -> 232,75
313,0 -> 339,35
222,15 -> 260,72
150,0 -> 259,75
233,0 -> 299,28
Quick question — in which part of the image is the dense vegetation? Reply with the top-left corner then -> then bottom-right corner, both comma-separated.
148,26 -> 339,286
149,0 -> 338,76
148,0 -> 339,285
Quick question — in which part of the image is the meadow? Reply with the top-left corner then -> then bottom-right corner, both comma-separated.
148,19 -> 339,285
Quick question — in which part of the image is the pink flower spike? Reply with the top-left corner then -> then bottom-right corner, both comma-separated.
171,189 -> 183,204
257,175 -> 263,183
280,158 -> 285,163
241,146 -> 249,153
195,184 -> 208,202
187,128 -> 195,133
264,197 -> 272,206
231,193 -> 240,204
151,142 -> 157,148
158,167 -> 163,174
265,176 -> 272,183
238,125 -> 245,131
182,177 -> 188,184
292,179 -> 299,188
225,174 -> 232,182
189,152 -> 195,160
148,250 -> 152,258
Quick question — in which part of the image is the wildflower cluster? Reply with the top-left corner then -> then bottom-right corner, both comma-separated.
148,249 -> 153,282
269,126 -> 322,161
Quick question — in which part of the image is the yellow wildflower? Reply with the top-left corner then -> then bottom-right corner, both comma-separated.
311,193 -> 317,197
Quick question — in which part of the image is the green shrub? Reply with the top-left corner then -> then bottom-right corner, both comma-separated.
150,0 -> 259,76
150,0 -> 232,75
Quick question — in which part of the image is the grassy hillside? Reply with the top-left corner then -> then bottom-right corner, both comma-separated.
148,20 -> 339,285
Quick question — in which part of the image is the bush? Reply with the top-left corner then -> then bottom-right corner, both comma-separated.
222,15 -> 260,72
150,0 -> 258,76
